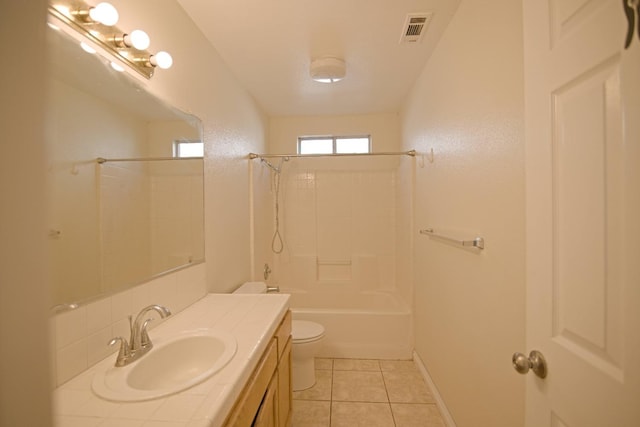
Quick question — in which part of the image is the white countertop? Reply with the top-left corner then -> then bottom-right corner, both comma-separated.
53,293 -> 290,427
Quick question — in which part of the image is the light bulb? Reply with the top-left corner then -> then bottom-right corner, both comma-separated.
80,42 -> 96,54
150,51 -> 173,69
110,62 -> 124,72
125,30 -> 150,50
89,2 -> 119,26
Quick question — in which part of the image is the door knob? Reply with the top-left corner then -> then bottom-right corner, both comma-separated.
512,350 -> 547,378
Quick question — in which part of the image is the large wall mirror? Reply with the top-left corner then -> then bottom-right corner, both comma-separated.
46,21 -> 204,308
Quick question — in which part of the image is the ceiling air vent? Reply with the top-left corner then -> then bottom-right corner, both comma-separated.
400,13 -> 432,44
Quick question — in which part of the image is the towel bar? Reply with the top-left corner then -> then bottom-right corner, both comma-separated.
419,228 -> 484,250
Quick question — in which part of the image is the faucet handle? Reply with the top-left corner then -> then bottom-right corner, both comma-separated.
127,314 -> 134,341
108,336 -> 131,367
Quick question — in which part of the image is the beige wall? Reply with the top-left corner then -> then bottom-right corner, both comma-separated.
400,1 -> 526,426
108,0 -> 269,293
0,1 -> 52,425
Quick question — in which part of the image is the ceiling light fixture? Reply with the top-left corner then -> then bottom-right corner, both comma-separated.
49,1 -> 173,79
310,57 -> 346,83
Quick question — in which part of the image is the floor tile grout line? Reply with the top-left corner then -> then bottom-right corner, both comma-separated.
380,366 -> 398,427
293,358 -> 446,427
329,359 -> 334,427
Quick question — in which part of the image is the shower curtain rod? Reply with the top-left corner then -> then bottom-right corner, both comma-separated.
96,156 -> 203,164
248,150 -> 415,160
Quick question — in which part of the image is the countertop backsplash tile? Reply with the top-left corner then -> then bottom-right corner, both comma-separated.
51,263 -> 207,387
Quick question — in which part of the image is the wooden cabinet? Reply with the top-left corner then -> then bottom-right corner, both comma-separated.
223,310 -> 292,427
253,373 -> 278,427
276,312 -> 292,427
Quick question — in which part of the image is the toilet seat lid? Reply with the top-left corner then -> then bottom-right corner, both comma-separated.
292,320 -> 325,342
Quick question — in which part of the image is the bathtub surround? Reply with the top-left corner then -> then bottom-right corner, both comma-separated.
401,0 -> 526,426
259,113 -> 414,360
250,146 -> 410,361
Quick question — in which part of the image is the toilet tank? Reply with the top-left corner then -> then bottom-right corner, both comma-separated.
233,282 -> 267,294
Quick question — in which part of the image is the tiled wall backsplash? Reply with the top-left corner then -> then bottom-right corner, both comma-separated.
50,263 -> 206,387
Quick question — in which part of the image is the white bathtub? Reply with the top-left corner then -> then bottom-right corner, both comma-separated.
283,289 -> 413,360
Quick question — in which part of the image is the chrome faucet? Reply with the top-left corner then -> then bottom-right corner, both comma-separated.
109,304 -> 171,367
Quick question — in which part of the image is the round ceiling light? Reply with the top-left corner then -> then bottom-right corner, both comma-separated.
310,57 -> 346,83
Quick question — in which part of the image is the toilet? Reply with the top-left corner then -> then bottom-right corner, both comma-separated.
233,282 -> 325,391
291,319 -> 325,391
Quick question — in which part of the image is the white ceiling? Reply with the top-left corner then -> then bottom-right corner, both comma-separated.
177,0 -> 460,117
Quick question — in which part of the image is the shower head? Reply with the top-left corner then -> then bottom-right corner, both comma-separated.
261,158 -> 280,173
261,157 -> 288,173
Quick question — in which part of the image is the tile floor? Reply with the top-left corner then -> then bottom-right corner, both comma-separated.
292,358 -> 446,427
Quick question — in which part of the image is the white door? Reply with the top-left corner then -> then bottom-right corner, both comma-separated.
523,0 -> 640,426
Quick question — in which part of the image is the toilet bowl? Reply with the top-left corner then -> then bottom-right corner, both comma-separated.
233,282 -> 325,391
291,320 -> 325,391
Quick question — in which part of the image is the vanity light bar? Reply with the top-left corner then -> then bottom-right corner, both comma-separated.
48,1 -> 172,79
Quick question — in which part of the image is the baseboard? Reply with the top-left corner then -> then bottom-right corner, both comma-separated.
413,350 -> 457,427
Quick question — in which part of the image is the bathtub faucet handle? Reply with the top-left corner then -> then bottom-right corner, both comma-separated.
266,285 -> 280,293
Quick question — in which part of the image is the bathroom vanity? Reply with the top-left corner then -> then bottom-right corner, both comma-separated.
223,310 -> 292,427
52,293 -> 291,427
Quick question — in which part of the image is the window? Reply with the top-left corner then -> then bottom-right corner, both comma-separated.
298,135 -> 370,155
173,140 -> 203,158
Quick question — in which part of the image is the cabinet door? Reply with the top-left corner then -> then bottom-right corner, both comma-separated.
224,340 -> 278,427
253,374 -> 278,427
277,337 -> 292,427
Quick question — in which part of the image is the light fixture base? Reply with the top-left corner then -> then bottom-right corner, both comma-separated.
48,1 -> 165,79
310,57 -> 346,83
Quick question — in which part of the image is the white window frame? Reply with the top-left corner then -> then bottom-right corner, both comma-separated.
297,135 -> 371,155
173,139 -> 203,158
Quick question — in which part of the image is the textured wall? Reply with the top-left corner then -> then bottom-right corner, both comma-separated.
401,0 -> 526,425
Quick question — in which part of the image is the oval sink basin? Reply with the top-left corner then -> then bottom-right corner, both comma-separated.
92,329 -> 237,402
